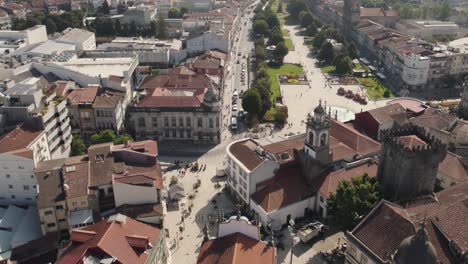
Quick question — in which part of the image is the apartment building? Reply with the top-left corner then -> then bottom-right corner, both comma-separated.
0,77 -> 71,159
36,140 -> 164,239
55,27 -> 96,50
128,66 -> 221,143
0,125 -> 51,206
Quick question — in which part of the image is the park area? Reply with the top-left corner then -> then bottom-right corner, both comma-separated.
264,63 -> 304,120
357,77 -> 394,100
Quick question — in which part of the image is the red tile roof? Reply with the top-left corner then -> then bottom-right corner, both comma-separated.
365,103 -> 408,125
251,166 -> 312,212
330,119 -> 381,158
351,201 -> 415,261
228,139 -> 265,171
0,125 -> 43,154
197,232 -> 275,264
360,7 -> 398,17
313,162 -> 379,199
112,140 -> 158,156
438,152 -> 468,183
63,160 -> 89,199
67,87 -> 98,105
58,215 -> 161,264
397,135 -> 427,149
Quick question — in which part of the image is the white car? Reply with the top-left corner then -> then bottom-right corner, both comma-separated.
232,104 -> 238,111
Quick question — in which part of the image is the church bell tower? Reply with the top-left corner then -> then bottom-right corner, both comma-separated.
304,100 -> 332,165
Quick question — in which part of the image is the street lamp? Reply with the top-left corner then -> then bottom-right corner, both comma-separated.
288,220 -> 300,264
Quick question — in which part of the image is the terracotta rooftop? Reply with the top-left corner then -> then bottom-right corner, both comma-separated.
312,162 -> 379,199
438,152 -> 468,183
63,159 -> 89,199
350,201 -> 415,262
410,108 -> 457,132
330,119 -> 381,158
360,7 -> 398,17
197,232 -> 275,264
228,139 -> 265,171
397,135 -> 427,148
57,215 -> 161,264
365,103 -> 408,125
116,203 -> 164,219
112,140 -> 158,156
349,182 -> 468,263
92,95 -> 122,108
262,135 -> 305,165
67,87 -> 98,105
0,126 -> 44,154
251,165 -> 313,212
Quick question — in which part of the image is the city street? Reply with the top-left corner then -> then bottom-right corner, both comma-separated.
162,5 -> 389,264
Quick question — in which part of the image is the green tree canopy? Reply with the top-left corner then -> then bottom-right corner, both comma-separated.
255,45 -> 266,61
253,19 -> 269,35
99,0 -> 110,14
268,27 -> 284,45
71,136 -> 86,156
277,0 -> 283,13
347,42 -> 358,59
287,0 -> 307,17
334,55 -> 352,75
300,11 -> 315,28
274,105 -> 288,124
305,23 -> 318,37
318,41 -> 334,64
157,15 -> 168,39
327,174 -> 381,230
273,41 -> 289,63
90,130 -> 116,144
114,133 -> 134,144
44,18 -> 57,34
242,89 -> 262,117
168,7 -> 180,18
180,6 -> 190,17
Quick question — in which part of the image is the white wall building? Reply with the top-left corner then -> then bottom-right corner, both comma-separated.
400,54 -> 430,87
56,28 -> 96,50
186,28 -> 229,53
395,20 -> 460,39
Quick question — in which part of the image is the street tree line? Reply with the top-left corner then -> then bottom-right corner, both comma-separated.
12,10 -> 84,34
168,6 -> 190,18
242,1 -> 289,123
88,15 -> 168,38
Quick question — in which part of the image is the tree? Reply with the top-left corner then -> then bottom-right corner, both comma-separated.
273,41 -> 288,63
99,0 -> 110,14
168,7 -> 180,18
287,0 -> 307,17
242,89 -> 262,118
268,27 -> 284,45
114,19 -> 122,35
334,55 -> 352,75
439,1 -> 451,21
44,18 -> 57,34
255,45 -> 266,61
71,136 -> 86,156
312,31 -> 326,48
90,129 -> 117,144
129,21 -> 138,36
253,19 -> 269,35
150,20 -> 157,37
274,105 -> 288,124
305,23 -> 317,37
327,174 -> 381,230
156,15 -> 168,39
347,42 -> 358,59
299,12 -> 314,28
180,6 -> 190,17
277,0 -> 283,13
114,133 -> 133,144
318,41 -> 334,64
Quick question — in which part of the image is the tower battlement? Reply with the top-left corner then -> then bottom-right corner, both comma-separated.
380,124 -> 447,156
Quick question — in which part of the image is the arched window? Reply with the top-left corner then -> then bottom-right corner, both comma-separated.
309,131 -> 314,145
320,133 -> 327,146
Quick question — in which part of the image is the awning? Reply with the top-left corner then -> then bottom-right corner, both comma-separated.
377,72 -> 386,79
368,65 -> 377,71
360,58 -> 370,65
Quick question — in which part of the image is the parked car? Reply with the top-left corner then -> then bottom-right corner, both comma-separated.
232,104 -> 238,111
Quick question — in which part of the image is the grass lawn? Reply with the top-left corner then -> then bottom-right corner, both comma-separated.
353,63 -> 369,71
357,77 -> 394,100
321,65 -> 335,74
267,63 -> 304,104
284,38 -> 293,50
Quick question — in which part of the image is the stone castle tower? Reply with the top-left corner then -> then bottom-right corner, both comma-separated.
377,125 -> 447,202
